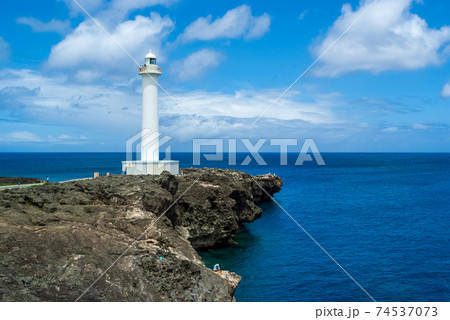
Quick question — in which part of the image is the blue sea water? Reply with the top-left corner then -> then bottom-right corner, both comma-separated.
0,152 -> 449,301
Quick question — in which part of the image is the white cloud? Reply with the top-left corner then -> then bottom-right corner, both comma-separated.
0,132 -> 89,144
246,13 -> 271,39
169,49 -> 223,81
0,37 -> 11,61
179,5 -> 271,42
382,126 -> 399,133
97,0 -> 180,26
442,83 -> 450,98
412,123 -> 428,129
45,134 -> 88,143
2,68 -> 448,151
159,89 -> 338,127
46,13 -> 174,81
74,69 -> 103,82
0,68 -> 340,144
59,0 -> 178,23
107,0 -> 179,16
298,10 -> 308,21
17,17 -> 72,35
58,0 -> 105,18
4,131 -> 42,142
312,0 -> 450,76
0,68 -> 141,135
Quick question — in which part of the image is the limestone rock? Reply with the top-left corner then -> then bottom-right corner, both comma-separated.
0,168 -> 282,301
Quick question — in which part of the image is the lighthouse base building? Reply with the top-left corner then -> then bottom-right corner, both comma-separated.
122,50 -> 179,175
122,160 -> 179,175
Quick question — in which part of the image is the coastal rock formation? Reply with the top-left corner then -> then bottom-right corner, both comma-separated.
0,168 -> 282,301
0,177 -> 43,185
173,169 -> 283,248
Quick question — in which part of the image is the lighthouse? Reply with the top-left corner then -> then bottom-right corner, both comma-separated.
141,50 -> 161,163
122,51 -> 179,175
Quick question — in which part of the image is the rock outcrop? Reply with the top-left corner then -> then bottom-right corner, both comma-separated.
0,168 -> 282,301
0,177 -> 43,185
173,169 -> 283,248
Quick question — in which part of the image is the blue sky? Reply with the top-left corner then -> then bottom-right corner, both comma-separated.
0,0 -> 449,152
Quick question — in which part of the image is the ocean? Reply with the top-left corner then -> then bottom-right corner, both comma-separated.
0,152 -> 449,301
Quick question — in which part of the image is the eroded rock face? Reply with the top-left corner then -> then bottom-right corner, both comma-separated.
0,168 -> 282,301
173,168 -> 283,249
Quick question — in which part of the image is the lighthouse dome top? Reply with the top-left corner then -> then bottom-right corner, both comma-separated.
145,50 -> 156,59
144,50 -> 157,66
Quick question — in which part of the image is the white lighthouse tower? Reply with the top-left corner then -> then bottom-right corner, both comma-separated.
122,50 -> 179,175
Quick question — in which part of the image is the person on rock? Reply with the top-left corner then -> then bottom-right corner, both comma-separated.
213,264 -> 221,273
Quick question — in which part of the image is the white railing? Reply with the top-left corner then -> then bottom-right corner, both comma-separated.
139,65 -> 162,74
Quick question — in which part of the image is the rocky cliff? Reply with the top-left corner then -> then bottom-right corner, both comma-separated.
0,168 -> 282,301
0,177 -> 43,185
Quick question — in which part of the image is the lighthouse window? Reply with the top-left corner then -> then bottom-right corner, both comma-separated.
150,58 -> 156,65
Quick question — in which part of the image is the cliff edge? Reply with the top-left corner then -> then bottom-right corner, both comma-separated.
0,168 -> 282,301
